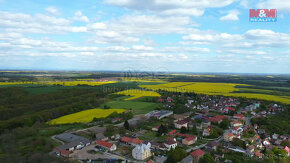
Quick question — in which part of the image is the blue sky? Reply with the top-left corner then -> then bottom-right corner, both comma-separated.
0,0 -> 290,74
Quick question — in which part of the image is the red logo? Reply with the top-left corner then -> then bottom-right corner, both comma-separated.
249,9 -> 277,22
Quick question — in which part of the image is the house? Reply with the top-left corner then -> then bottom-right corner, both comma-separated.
203,127 -> 211,137
263,139 -> 271,146
191,149 -> 205,163
60,149 -> 71,157
284,146 -> 290,156
132,143 -> 152,160
247,145 -> 255,153
231,121 -> 243,127
196,123 -> 202,130
180,155 -> 193,163
254,124 -> 258,129
272,133 -> 279,140
209,115 -> 224,124
152,125 -> 160,131
164,138 -> 177,150
254,151 -> 263,158
206,141 -> 219,151
182,136 -> 197,145
96,140 -> 117,151
224,133 -> 235,141
146,110 -> 173,119
55,133 -> 91,146
168,130 -> 177,135
121,136 -> 144,146
174,118 -> 191,129
201,119 -> 211,128
232,127 -> 243,135
233,114 -> 245,120
256,142 -> 263,150
95,133 -> 107,141
257,129 -> 265,135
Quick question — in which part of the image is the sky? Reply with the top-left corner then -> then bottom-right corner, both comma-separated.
0,0 -> 290,74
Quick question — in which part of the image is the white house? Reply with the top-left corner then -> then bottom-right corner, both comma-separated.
164,138 -> 177,150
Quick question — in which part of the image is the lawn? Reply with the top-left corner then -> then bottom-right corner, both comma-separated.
100,100 -> 161,115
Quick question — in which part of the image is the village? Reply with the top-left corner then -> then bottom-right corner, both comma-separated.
50,94 -> 290,163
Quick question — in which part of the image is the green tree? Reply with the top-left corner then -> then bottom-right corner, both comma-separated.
181,126 -> 187,134
124,120 -> 130,130
200,154 -> 215,163
219,118 -> 230,129
157,124 -> 168,136
165,147 -> 187,163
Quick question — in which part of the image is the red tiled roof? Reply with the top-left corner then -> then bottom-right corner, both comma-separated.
121,136 -> 131,142
60,149 -> 71,156
97,140 -> 113,148
169,130 -> 177,135
131,138 -> 144,144
234,114 -> 244,118
165,139 -> 177,145
191,149 -> 205,157
121,136 -> 144,144
147,160 -> 153,163
227,133 -> 234,137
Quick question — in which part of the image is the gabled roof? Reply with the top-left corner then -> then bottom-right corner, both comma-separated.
121,136 -> 144,144
169,130 -> 177,135
175,118 -> 191,125
96,140 -> 113,148
191,149 -> 205,157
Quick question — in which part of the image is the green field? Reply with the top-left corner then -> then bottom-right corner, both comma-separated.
100,100 -> 161,115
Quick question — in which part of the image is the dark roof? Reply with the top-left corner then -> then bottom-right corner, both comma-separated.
206,141 -> 219,148
55,133 -> 90,144
96,133 -> 106,140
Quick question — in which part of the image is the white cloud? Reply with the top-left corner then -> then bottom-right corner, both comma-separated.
105,0 -> 236,17
161,8 -> 204,17
73,11 -> 89,22
45,6 -> 60,15
220,10 -> 240,21
257,0 -> 290,11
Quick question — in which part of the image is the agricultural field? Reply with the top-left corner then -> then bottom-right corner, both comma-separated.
48,108 -> 125,125
139,82 -> 290,104
0,81 -> 117,87
115,89 -> 161,100
121,77 -> 166,83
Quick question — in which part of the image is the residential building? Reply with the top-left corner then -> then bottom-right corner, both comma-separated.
132,143 -> 152,160
224,133 -> 235,141
191,149 -> 205,163
174,118 -> 191,129
96,140 -> 117,151
121,136 -> 144,146
164,138 -> 177,150
182,136 -> 197,145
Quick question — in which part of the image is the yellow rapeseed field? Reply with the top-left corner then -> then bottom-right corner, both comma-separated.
0,82 -> 38,85
116,89 -> 161,100
48,108 -> 125,125
139,82 -> 290,104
